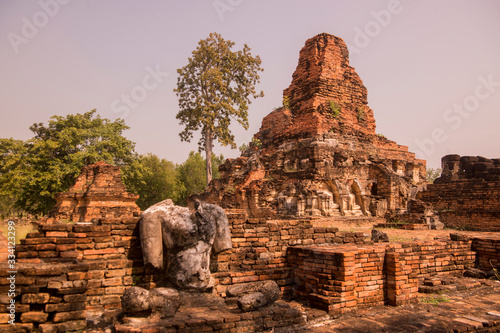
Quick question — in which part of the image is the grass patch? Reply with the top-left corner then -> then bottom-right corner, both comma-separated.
420,295 -> 450,306
0,224 -> 37,244
389,235 -> 415,242
329,100 -> 340,118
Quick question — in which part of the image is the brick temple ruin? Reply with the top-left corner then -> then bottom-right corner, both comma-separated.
0,33 -> 499,332
46,161 -> 140,223
196,33 -> 434,226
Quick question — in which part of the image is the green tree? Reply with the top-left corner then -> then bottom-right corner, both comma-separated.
0,138 -> 28,218
426,167 -> 442,183
176,151 -> 224,205
122,153 -> 181,210
174,32 -> 263,185
5,110 -> 136,215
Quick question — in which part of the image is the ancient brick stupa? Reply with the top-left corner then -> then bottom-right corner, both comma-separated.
46,161 -> 140,222
196,33 -> 429,220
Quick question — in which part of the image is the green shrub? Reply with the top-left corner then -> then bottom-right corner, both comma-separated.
329,100 -> 340,118
356,107 -> 366,122
283,96 -> 291,109
251,138 -> 262,148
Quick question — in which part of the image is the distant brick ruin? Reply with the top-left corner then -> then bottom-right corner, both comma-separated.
196,33 -> 429,224
46,162 -> 140,223
419,154 -> 500,231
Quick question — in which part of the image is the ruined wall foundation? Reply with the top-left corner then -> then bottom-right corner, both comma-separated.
419,155 -> 500,231
288,240 -> 476,315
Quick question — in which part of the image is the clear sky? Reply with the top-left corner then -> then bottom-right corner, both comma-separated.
1,0 -> 499,168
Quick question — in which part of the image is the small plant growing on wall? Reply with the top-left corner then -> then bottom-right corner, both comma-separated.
238,142 -> 248,153
356,107 -> 366,122
251,137 -> 262,148
225,184 -> 236,194
329,100 -> 340,118
282,95 -> 291,109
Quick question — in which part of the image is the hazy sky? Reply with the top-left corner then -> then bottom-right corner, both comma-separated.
1,0 -> 499,168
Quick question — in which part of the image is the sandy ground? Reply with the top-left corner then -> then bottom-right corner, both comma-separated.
310,218 -> 500,242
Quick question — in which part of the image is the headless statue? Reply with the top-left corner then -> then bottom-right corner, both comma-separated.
140,199 -> 232,290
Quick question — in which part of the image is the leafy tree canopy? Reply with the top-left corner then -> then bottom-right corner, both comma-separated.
122,153 -> 182,210
426,167 -> 442,183
175,32 -> 263,184
3,110 -> 136,215
0,111 -> 228,217
0,138 -> 28,217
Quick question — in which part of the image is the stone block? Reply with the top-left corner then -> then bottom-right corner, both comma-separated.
20,311 -> 48,323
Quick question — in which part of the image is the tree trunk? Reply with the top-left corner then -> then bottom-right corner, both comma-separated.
204,127 -> 213,185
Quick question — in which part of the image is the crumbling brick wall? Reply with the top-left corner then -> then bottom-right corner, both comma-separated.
0,217 -> 153,332
212,210 -> 372,296
419,155 -> 500,231
472,236 -> 500,271
0,212 -> 371,331
287,240 -> 475,314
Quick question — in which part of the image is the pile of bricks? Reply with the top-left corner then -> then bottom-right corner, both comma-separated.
287,240 -> 476,315
0,207 -> 492,332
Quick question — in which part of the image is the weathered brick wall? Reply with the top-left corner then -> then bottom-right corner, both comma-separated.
419,180 -> 500,231
287,240 -> 475,314
47,162 -> 140,223
213,212 -> 371,297
0,262 -> 89,332
0,217 -> 156,331
419,154 -> 500,231
472,236 -> 500,271
0,213 -> 371,331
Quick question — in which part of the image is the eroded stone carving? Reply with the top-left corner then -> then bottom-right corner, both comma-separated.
140,199 -> 231,290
